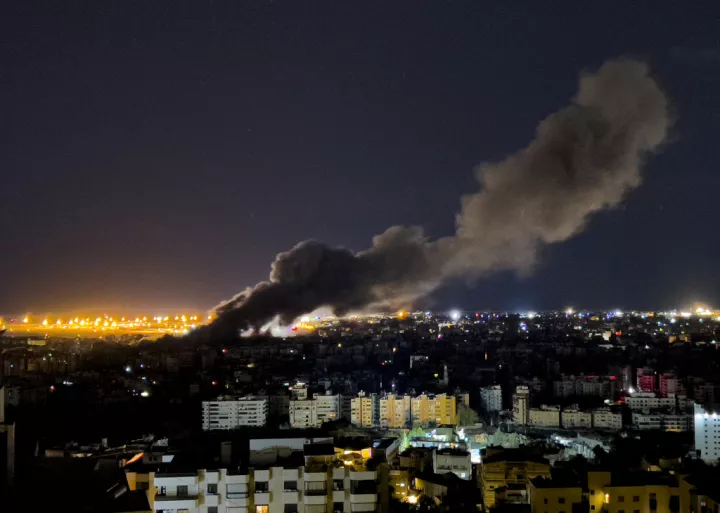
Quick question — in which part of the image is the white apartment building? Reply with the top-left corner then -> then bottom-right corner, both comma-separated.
626,392 -> 691,412
529,405 -> 560,427
591,408 -> 623,430
351,392 -> 379,428
512,386 -> 530,425
561,408 -> 592,429
694,403 -> 720,463
202,397 -> 269,430
632,411 -> 692,431
553,377 -> 611,398
290,393 -> 342,429
432,448 -> 472,480
125,443 -> 383,513
480,385 -> 503,413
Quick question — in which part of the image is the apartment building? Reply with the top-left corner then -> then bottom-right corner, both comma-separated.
626,393 -> 691,412
410,393 -> 457,427
289,393 -> 342,429
694,403 -> 720,463
432,448 -> 472,480
351,392 -> 379,428
513,386 -> 530,425
125,442 -> 386,513
379,395 -> 411,429
480,448 -> 551,509
592,408 -> 623,430
202,397 -> 269,430
480,385 -> 503,414
632,412 -> 692,432
561,408 -> 592,429
529,406 -> 560,427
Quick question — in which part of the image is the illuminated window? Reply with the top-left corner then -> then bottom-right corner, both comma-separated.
257,507 -> 269,513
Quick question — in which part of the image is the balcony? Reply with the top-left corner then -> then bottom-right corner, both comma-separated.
154,496 -> 199,510
226,474 -> 249,484
333,490 -> 346,502
283,468 -> 299,480
254,492 -> 271,504
255,469 -> 271,481
225,494 -> 250,507
349,471 -> 376,481
350,494 -> 377,504
305,470 -> 327,482
284,491 -> 300,503
204,494 -> 219,507
351,504 -> 377,513
154,474 -> 199,486
304,495 -> 328,505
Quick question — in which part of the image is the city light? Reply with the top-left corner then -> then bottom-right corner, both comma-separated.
450,310 -> 461,321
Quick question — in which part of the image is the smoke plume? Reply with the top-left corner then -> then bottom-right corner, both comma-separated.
210,59 -> 670,336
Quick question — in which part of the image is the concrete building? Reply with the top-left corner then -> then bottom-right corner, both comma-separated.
561,407 -> 592,429
636,367 -> 656,393
410,393 -> 457,427
125,441 -> 386,513
513,386 -> 530,425
694,403 -> 720,463
480,448 -> 550,509
480,385 -> 503,414
626,392 -> 691,412
528,406 -> 560,427
632,411 -> 692,431
289,393 -> 342,429
202,396 -> 269,430
592,408 -> 623,430
379,394 -> 411,429
553,375 -> 615,399
432,448 -> 472,480
659,373 -> 686,398
351,392 -> 379,428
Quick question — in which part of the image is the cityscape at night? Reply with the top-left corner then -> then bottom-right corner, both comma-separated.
2,1 -> 720,513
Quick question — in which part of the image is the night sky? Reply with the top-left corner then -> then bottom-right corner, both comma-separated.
2,1 -> 719,314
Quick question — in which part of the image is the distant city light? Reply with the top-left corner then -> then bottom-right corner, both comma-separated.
450,310 -> 461,321
125,366 -> 132,373
566,308 -> 574,315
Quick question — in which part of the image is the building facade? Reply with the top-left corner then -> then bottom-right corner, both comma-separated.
480,386 -> 503,414
202,397 -> 269,430
694,403 -> 720,463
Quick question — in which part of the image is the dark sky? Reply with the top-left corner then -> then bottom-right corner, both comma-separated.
2,1 -> 719,314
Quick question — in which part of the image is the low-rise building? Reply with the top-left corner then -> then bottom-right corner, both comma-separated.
529,405 -> 560,427
432,448 -> 472,480
480,448 -> 551,509
592,408 -> 623,430
561,407 -> 592,429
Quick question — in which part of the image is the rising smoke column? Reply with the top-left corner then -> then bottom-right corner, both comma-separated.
211,58 -> 670,336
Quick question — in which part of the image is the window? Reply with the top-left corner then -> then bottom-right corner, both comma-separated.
333,502 -> 344,513
177,485 -> 189,497
209,508 -> 218,513
207,483 -> 218,494
634,510 -> 640,513
284,481 -> 298,491
157,486 -> 166,496
285,505 -> 299,513
633,497 -> 640,503
619,510 -> 625,513
334,479 -> 345,491
619,496 -> 625,503
559,498 -> 566,504
257,507 -> 269,513
591,506 -> 596,511
255,481 -> 269,493
544,498 -> 549,504
590,490 -> 595,496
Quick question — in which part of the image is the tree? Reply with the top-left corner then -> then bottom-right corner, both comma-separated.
457,403 -> 480,427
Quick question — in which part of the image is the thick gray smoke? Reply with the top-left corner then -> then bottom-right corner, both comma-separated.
211,59 -> 670,336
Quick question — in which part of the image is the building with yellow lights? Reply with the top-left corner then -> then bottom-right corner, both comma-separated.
410,393 -> 457,427
379,394 -> 412,429
351,392 -> 379,428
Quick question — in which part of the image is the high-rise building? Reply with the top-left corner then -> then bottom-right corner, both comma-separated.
379,394 -> 411,429
659,372 -> 686,398
410,393 -> 457,427
694,403 -> 720,463
636,367 -> 657,393
480,385 -> 503,414
289,392 -> 342,429
202,396 -> 269,430
513,386 -> 530,425
351,392 -> 379,428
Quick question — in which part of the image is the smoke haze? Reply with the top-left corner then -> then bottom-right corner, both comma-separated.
210,58 -> 670,336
